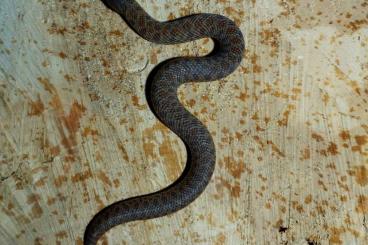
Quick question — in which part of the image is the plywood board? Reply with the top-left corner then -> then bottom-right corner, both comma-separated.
0,0 -> 367,244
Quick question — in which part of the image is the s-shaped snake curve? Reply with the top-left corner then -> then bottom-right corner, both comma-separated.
84,0 -> 244,244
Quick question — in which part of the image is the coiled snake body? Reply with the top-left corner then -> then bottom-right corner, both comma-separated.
84,0 -> 244,244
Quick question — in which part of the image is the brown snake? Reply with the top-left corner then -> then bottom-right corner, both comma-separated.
84,0 -> 244,244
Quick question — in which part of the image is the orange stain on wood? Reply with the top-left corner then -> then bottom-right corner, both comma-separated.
58,52 -> 67,59
300,148 -> 310,160
311,132 -> 324,142
28,97 -> 45,116
354,135 -> 367,146
113,179 -> 121,188
266,140 -> 285,157
215,177 -> 241,199
221,156 -> 245,179
55,231 -> 68,240
54,100 -> 87,158
277,110 -> 290,127
63,74 -> 75,82
54,175 -> 68,187
49,95 -> 63,109
62,101 -> 86,134
339,130 -> 350,141
37,77 -> 57,94
142,122 -> 182,180
131,95 -> 146,110
328,227 -> 345,244
71,170 -> 92,183
50,145 -> 61,157
98,171 -> 112,187
82,127 -> 99,137
150,50 -> 158,64
31,204 -> 43,218
304,194 -> 312,204
109,30 -> 123,36
355,195 -> 368,214
327,142 -> 339,155
143,141 -> 156,158
159,137 -> 180,181
352,166 -> 368,186
27,194 -> 43,218
117,143 -> 130,162
352,135 -> 367,154
214,232 -> 226,245
75,237 -> 84,245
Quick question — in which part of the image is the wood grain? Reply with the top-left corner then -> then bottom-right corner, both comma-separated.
0,0 -> 367,244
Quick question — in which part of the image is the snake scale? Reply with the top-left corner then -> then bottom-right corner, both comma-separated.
84,0 -> 244,244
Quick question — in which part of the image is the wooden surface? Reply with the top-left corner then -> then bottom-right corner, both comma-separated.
1,0 -> 367,244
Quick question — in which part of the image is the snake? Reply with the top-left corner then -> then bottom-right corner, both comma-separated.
84,0 -> 244,244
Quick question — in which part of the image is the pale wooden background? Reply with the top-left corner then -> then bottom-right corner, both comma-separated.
0,0 -> 367,244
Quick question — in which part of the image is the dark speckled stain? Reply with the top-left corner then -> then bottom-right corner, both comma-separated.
278,226 -> 288,233
34,237 -> 43,245
305,238 -> 319,245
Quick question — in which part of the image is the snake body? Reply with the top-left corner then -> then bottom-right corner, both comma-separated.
84,0 -> 244,244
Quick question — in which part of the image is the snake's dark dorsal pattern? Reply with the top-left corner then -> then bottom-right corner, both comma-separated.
84,0 -> 244,244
